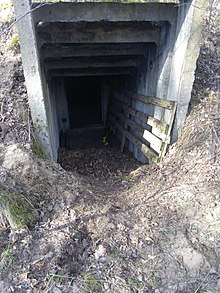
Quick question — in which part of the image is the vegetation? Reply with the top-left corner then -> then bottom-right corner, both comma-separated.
31,135 -> 47,159
0,245 -> 15,269
0,185 -> 37,229
9,33 -> 19,47
0,0 -> 13,26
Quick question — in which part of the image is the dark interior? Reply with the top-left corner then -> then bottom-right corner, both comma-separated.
65,76 -> 103,128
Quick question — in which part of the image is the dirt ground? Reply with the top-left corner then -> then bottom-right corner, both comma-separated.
0,2 -> 220,293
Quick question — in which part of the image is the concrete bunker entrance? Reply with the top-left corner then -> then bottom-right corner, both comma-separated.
13,0 -> 206,164
45,36 -> 170,164
40,17 -> 173,164
45,40 -> 159,162
38,17 -> 164,162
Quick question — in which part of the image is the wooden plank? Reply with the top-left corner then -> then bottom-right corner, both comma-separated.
111,108 -> 163,154
160,102 -> 177,158
111,89 -> 177,162
143,129 -> 163,154
120,130 -> 126,153
121,90 -> 175,110
109,114 -> 159,163
111,109 -> 142,133
111,98 -> 167,141
120,112 -> 128,154
147,116 -> 168,140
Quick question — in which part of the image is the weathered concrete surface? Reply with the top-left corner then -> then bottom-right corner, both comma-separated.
41,43 -> 149,59
45,56 -> 140,71
47,68 -> 133,79
50,78 -> 69,135
167,0 -> 208,140
32,2 -> 177,24
13,0 -> 56,160
37,22 -> 160,45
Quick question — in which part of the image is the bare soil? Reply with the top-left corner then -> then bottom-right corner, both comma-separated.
0,2 -> 220,293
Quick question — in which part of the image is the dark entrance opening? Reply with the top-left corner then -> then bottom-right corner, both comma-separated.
65,76 -> 102,129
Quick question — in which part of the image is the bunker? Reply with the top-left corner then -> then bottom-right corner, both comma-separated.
13,0 -> 207,163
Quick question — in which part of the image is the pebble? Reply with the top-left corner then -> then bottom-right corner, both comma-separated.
104,282 -> 109,290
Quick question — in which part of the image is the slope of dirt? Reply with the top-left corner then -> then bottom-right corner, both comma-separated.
0,2 -> 220,293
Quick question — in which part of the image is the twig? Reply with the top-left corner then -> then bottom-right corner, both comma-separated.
217,79 -> 220,113
27,106 -> 31,142
20,193 -> 35,209
211,127 -> 217,163
49,273 -> 74,280
193,269 -> 211,293
211,79 -> 220,163
0,101 -> 4,118
212,125 -> 220,144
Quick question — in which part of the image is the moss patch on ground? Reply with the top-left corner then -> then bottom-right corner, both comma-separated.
0,185 -> 37,229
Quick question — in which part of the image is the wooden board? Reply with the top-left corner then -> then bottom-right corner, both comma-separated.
112,99 -> 168,141
109,114 -> 159,163
110,90 -> 177,163
111,108 -> 163,154
120,90 -> 175,110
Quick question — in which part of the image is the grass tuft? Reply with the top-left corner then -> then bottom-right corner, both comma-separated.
80,271 -> 103,293
31,137 -> 47,159
0,245 -> 15,269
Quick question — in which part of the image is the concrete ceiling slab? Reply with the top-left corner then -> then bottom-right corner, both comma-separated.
41,43 -> 150,59
37,21 -> 160,45
47,67 -> 135,79
33,2 -> 177,24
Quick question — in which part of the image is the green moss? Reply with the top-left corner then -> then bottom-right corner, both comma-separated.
0,186 -> 37,229
121,174 -> 132,181
127,277 -> 142,289
8,199 -> 36,229
31,137 -> 47,159
9,33 -> 19,47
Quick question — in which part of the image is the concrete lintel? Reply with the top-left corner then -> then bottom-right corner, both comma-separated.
32,2 -> 177,24
32,0 -> 179,4
44,56 -> 140,71
37,23 -> 160,45
41,43 -> 149,59
49,69 -> 131,79
47,67 -> 136,79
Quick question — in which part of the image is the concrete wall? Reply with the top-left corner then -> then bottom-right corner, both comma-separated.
167,0 -> 208,140
13,0 -> 55,159
49,78 -> 70,153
